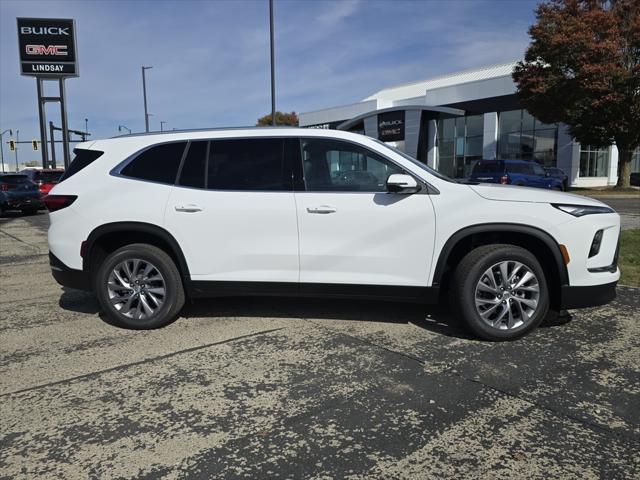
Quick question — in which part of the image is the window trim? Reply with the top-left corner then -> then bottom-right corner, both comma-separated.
111,135 -> 437,194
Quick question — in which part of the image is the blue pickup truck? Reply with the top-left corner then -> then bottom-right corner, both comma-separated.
470,159 -> 565,190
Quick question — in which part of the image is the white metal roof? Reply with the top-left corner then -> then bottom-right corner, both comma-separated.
363,61 -> 519,102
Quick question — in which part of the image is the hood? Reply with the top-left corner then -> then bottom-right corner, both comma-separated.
468,183 -> 607,206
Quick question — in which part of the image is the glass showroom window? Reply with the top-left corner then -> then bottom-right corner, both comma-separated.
498,110 -> 558,166
631,148 -> 640,173
579,145 -> 610,177
436,115 -> 483,178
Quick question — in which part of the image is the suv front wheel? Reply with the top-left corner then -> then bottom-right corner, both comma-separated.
452,244 -> 549,341
95,243 -> 185,329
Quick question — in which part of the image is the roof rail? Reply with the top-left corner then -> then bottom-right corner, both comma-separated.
110,125 -> 298,139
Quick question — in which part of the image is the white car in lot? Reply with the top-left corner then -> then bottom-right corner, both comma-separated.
45,128 -> 620,340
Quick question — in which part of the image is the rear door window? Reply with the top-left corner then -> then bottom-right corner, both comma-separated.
60,149 -> 104,182
207,138 -> 290,191
121,142 -> 187,184
177,141 -> 208,189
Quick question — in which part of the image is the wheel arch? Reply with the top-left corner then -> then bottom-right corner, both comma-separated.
432,223 -> 569,309
83,222 -> 191,287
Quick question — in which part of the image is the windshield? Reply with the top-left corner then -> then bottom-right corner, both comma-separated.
371,138 -> 456,183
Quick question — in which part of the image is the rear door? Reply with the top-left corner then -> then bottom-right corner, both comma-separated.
294,137 -> 436,287
164,137 -> 300,283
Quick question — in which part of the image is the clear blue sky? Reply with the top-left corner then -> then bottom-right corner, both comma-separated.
0,0 -> 538,159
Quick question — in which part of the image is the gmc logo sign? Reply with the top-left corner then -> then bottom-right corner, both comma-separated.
25,44 -> 68,56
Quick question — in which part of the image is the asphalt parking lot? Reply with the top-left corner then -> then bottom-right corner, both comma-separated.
1,210 -> 639,479
590,195 -> 640,231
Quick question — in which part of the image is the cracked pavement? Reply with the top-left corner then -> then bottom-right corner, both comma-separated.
1,212 -> 639,479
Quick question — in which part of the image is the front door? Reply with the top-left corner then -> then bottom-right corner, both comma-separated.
294,138 -> 436,287
164,137 -> 299,283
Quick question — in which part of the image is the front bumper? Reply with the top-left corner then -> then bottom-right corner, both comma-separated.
49,252 -> 91,291
559,281 -> 617,309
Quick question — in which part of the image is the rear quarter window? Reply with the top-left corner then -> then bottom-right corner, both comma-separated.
60,149 -> 104,182
121,142 -> 187,184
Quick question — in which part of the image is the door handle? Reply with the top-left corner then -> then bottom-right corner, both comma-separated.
306,206 -> 336,214
175,204 -> 203,213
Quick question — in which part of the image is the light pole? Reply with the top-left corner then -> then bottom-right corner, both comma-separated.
269,0 -> 276,126
160,121 -> 166,131
118,125 -> 131,134
85,118 -> 88,136
14,130 -> 19,172
142,66 -> 153,132
0,129 -> 12,173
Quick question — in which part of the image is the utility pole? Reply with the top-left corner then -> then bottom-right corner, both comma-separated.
85,118 -> 88,136
269,0 -> 276,126
142,66 -> 153,132
14,130 -> 19,172
0,129 -> 11,173
49,122 -> 57,168
160,121 -> 166,132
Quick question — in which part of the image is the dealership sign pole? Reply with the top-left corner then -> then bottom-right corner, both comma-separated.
17,18 -> 78,169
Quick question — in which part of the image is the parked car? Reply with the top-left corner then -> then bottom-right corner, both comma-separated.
20,168 -> 65,195
0,174 -> 43,214
470,159 -> 565,190
544,167 -> 569,191
46,128 -> 620,341
630,172 -> 640,187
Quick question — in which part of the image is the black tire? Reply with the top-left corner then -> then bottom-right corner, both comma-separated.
94,243 -> 185,329
21,207 -> 38,215
451,244 -> 549,341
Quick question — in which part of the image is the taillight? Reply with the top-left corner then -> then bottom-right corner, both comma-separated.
500,175 -> 509,184
43,194 -> 77,212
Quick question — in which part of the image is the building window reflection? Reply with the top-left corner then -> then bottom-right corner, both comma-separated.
631,148 -> 640,173
497,109 -> 557,166
437,114 -> 483,178
579,145 -> 610,177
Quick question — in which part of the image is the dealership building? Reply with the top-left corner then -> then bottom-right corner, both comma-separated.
299,61 -> 639,187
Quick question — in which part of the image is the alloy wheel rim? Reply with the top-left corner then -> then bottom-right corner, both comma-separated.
474,260 -> 540,330
107,258 -> 166,320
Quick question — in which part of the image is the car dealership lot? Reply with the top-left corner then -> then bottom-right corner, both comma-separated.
1,212 -> 639,479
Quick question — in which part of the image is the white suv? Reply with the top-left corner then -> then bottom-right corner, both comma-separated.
46,128 -> 620,340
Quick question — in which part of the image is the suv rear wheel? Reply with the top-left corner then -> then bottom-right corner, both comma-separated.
451,244 -> 549,341
95,243 -> 185,329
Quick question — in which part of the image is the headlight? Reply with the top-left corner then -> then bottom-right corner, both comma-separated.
552,204 -> 614,217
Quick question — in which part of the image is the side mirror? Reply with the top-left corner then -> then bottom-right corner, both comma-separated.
386,174 -> 420,194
